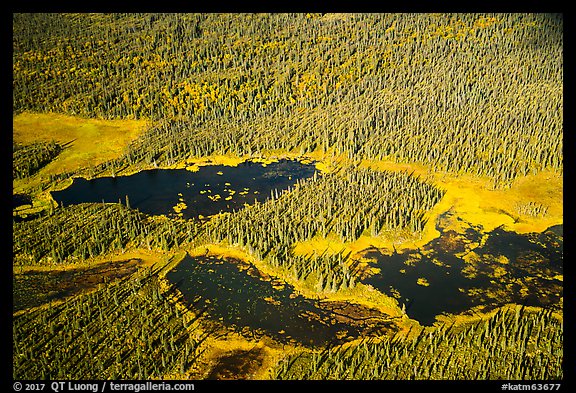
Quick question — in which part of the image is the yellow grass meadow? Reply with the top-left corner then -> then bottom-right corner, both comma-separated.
13,111 -> 148,177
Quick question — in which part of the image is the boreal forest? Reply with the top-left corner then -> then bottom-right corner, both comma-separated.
12,13 -> 562,381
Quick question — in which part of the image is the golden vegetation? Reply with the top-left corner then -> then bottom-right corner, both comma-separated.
274,306 -> 562,380
13,13 -> 562,188
12,12 -> 563,380
13,112 -> 147,177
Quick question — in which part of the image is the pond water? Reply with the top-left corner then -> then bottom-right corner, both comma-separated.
13,193 -> 32,209
363,221 -> 563,326
166,254 -> 394,347
51,159 -> 317,219
49,157 -> 563,336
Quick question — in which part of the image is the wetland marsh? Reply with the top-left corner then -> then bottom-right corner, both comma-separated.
166,254 -> 395,346
363,221 -> 563,325
13,13 -> 563,380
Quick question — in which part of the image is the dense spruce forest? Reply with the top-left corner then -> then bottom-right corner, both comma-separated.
13,13 -> 562,187
13,141 -> 62,179
274,307 -> 563,380
13,13 -> 563,381
13,203 -> 200,265
13,269 -> 205,379
205,168 -> 445,291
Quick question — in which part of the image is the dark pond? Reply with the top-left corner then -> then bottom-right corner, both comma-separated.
13,193 -> 32,209
166,254 -> 394,347
363,220 -> 563,326
51,159 -> 317,219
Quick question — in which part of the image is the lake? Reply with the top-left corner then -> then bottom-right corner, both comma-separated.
166,254 -> 395,347
51,159 -> 317,219
363,222 -> 563,325
50,159 -> 563,332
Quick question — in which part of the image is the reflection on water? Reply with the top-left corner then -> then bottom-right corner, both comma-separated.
363,223 -> 563,326
166,255 -> 394,346
51,159 -> 317,219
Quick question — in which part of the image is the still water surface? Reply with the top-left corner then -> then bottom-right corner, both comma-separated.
51,159 -> 317,219
167,254 -> 393,346
363,223 -> 563,325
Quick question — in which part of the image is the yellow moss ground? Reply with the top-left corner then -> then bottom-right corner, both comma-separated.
361,158 -> 562,237
166,243 -> 416,377
13,112 -> 148,177
13,111 -> 149,215
169,149 -> 562,331
158,250 -> 298,380
286,153 -> 560,241
13,112 -> 562,337
13,248 -> 169,319
176,151 -> 321,171
292,155 -> 561,268
13,112 -> 562,239
432,303 -> 563,330
187,333 -> 293,380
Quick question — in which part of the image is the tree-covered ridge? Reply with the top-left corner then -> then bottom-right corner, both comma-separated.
13,166 -> 445,294
13,141 -> 62,179
13,203 -> 200,265
13,270 -> 204,379
274,307 -> 563,380
206,168 -> 445,291
13,13 -> 562,187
